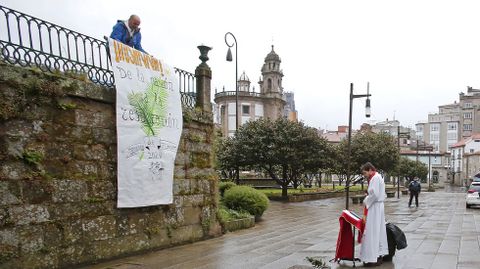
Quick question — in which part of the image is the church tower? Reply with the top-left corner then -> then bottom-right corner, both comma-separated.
214,45 -> 288,137
258,45 -> 286,120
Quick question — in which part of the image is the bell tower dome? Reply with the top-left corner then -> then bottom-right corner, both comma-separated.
259,45 -> 283,94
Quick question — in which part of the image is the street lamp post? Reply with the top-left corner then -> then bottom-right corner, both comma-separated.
346,82 -> 372,210
397,126 -> 410,198
225,32 -> 239,183
225,32 -> 238,132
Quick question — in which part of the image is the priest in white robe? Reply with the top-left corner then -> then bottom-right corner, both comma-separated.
360,162 -> 389,266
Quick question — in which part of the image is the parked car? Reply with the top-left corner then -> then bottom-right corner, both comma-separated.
472,174 -> 480,182
466,182 -> 480,208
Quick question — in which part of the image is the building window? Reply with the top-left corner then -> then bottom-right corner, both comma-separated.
464,124 -> 472,131
447,133 -> 457,140
447,122 -> 457,130
464,102 -> 473,108
433,171 -> 439,183
470,149 -> 474,153
242,105 -> 250,115
416,125 -> 424,132
464,112 -> 472,119
220,105 -> 225,124
430,124 -> 439,132
430,133 -> 440,141
267,78 -> 272,90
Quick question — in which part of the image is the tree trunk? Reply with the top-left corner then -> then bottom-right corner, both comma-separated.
282,166 -> 289,199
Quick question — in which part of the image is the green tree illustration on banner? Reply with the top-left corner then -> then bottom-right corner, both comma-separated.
128,77 -> 169,136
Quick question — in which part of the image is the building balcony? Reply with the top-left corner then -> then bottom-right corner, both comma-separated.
215,90 -> 263,98
214,90 -> 286,101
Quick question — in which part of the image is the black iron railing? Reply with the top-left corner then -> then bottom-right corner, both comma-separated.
0,5 -> 196,108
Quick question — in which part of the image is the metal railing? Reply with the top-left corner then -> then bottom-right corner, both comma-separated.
214,90 -> 263,98
0,5 -> 196,108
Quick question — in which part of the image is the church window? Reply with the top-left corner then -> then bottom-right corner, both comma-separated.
267,78 -> 272,90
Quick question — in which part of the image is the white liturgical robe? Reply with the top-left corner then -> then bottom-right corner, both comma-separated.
360,172 -> 389,263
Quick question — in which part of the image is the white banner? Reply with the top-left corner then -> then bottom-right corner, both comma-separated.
109,38 -> 183,208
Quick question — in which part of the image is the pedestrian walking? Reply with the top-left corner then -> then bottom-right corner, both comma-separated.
360,162 -> 389,267
408,177 -> 421,207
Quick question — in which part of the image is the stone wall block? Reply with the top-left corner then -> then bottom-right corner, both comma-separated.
4,134 -> 29,160
173,179 -> 191,195
69,126 -> 94,143
170,224 -> 204,245
145,228 -> 169,248
183,194 -> 205,207
67,161 -> 99,179
53,109 -> 76,127
105,145 -> 117,163
3,120 -> 33,137
82,215 -> 117,241
45,142 -> 73,162
0,228 -> 19,255
40,222 -> 63,250
9,205 -> 50,225
174,152 -> 186,166
97,163 -> 116,180
58,243 -> 88,268
183,206 -> 202,226
17,225 -> 44,254
42,160 -> 68,179
0,181 -> 21,206
0,161 -> 29,180
79,201 -> 115,218
116,213 -> 147,237
0,207 -> 9,227
92,128 -> 116,145
87,180 -> 115,201
190,152 -> 211,169
77,102 -> 114,128
73,144 -> 108,161
173,166 -> 185,179
20,180 -> 52,204
89,233 -> 149,261
52,180 -> 87,203
17,252 -> 58,269
60,219 -> 83,244
172,196 -> 184,208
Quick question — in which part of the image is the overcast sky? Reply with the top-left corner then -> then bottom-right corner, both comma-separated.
2,0 -> 480,130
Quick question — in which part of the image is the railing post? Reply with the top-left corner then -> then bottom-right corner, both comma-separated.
195,45 -> 212,113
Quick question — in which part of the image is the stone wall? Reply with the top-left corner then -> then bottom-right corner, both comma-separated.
0,64 -> 221,269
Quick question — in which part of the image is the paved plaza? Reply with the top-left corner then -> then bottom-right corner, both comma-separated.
83,187 -> 480,269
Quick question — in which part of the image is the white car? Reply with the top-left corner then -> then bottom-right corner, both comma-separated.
466,182 -> 480,208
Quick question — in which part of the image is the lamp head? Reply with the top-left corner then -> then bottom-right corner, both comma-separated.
226,47 -> 233,62
365,98 -> 371,118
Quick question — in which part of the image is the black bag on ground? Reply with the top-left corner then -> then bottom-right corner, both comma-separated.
383,222 -> 407,261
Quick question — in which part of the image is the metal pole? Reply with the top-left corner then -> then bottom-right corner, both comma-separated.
235,42 -> 238,132
346,83 -> 353,210
224,32 -> 239,183
428,150 -> 431,189
397,126 -> 400,198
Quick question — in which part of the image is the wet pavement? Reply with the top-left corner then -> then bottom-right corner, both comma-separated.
82,187 -> 480,269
